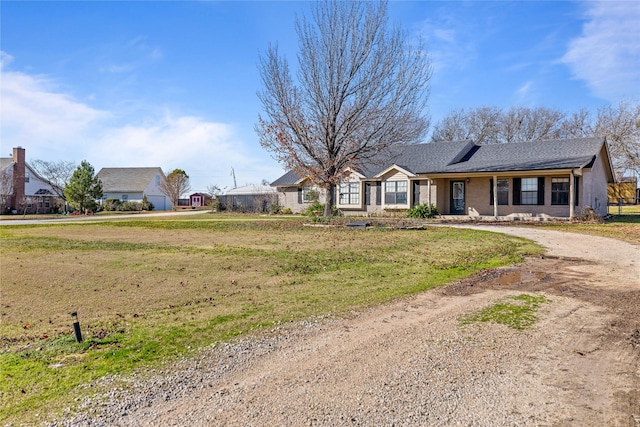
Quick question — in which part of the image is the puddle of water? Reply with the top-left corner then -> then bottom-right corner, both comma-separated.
489,270 -> 546,286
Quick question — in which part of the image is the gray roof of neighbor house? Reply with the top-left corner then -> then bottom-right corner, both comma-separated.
97,167 -> 164,192
226,185 -> 277,195
271,137 -> 609,186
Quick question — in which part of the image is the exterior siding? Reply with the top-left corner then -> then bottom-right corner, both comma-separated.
581,152 -> 609,216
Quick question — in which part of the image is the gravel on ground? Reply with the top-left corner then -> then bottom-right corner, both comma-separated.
50,225 -> 640,427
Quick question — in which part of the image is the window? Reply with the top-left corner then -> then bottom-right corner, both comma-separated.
339,182 -> 360,205
155,175 -> 161,186
551,177 -> 570,205
302,186 -> 318,203
384,181 -> 407,205
513,177 -> 544,205
25,172 -> 30,183
520,178 -> 538,205
44,199 -> 50,208
490,179 -> 509,205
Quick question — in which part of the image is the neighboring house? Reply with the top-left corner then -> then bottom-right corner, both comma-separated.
271,137 -> 615,219
96,167 -> 171,211
189,192 -> 212,207
608,177 -> 638,205
0,147 -> 61,214
218,185 -> 278,213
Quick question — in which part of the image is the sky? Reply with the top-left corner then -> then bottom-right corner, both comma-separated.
1,1 -> 639,193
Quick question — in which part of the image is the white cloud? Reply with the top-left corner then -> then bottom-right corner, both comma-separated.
515,81 -> 534,102
1,52 -> 109,153
0,53 -> 282,191
562,1 -> 640,102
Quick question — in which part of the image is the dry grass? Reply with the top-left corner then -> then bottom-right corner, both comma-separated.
0,216 -> 540,424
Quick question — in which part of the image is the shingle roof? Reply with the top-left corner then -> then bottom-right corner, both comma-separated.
96,167 -> 164,192
271,137 -> 607,186
439,137 -> 605,173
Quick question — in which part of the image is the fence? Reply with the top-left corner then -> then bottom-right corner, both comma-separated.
218,193 -> 278,213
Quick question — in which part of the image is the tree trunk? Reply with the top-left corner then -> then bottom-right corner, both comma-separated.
324,183 -> 335,217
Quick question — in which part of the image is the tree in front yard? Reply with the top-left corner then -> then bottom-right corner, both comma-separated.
64,161 -> 103,213
29,159 -> 76,203
160,169 -> 191,210
257,0 -> 432,216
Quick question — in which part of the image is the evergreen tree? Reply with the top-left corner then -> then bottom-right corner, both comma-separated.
64,161 -> 103,213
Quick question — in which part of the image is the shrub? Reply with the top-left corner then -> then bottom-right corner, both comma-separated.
118,201 -> 142,211
407,203 -> 439,219
269,201 -> 282,215
281,207 -> 293,215
104,198 -> 121,211
305,202 -> 326,216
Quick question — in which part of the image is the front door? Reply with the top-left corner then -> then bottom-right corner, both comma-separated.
450,181 -> 465,215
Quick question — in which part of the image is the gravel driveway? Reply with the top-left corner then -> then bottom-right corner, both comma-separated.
53,225 -> 640,427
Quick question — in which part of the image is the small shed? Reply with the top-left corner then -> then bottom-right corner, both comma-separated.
189,192 -> 213,207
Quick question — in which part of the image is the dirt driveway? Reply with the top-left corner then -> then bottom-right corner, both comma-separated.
59,226 -> 640,427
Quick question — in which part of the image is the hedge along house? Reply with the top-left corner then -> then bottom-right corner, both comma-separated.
96,167 -> 171,211
271,137 -> 615,219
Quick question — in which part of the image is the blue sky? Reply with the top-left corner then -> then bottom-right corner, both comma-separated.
1,1 -> 639,193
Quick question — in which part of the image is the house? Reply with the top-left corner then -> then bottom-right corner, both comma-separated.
271,137 -> 615,219
96,167 -> 171,210
218,185 -> 278,213
189,192 -> 213,208
608,177 -> 638,205
0,147 -> 61,214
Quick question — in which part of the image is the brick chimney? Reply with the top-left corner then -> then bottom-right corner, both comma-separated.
13,147 -> 26,210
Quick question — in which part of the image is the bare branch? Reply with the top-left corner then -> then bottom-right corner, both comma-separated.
257,0 -> 431,215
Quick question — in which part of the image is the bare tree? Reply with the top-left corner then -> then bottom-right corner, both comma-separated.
206,184 -> 221,212
159,169 -> 191,210
466,106 -> 502,144
0,168 -> 13,213
257,0 -> 432,216
29,159 -> 76,201
430,109 -> 470,142
559,109 -> 594,138
594,101 -> 640,177
432,106 -> 566,144
497,107 -> 565,143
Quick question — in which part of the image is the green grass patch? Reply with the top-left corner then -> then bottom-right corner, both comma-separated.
0,217 -> 541,424
460,294 -> 550,330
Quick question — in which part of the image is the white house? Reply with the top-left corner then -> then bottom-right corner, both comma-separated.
1,147 -> 61,214
96,167 -> 171,211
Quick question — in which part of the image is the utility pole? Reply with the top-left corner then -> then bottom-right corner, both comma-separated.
230,167 -> 237,189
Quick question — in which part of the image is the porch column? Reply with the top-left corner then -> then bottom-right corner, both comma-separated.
569,170 -> 575,219
427,178 -> 432,214
493,175 -> 498,217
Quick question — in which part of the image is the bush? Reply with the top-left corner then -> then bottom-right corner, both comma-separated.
104,199 -> 121,211
281,207 -> 293,215
269,201 -> 282,215
407,203 -> 439,219
305,202 -> 326,216
118,201 -> 142,211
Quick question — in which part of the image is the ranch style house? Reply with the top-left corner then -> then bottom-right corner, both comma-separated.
271,137 -> 615,219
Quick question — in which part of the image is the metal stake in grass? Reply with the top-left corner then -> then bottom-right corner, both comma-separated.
71,311 -> 83,343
